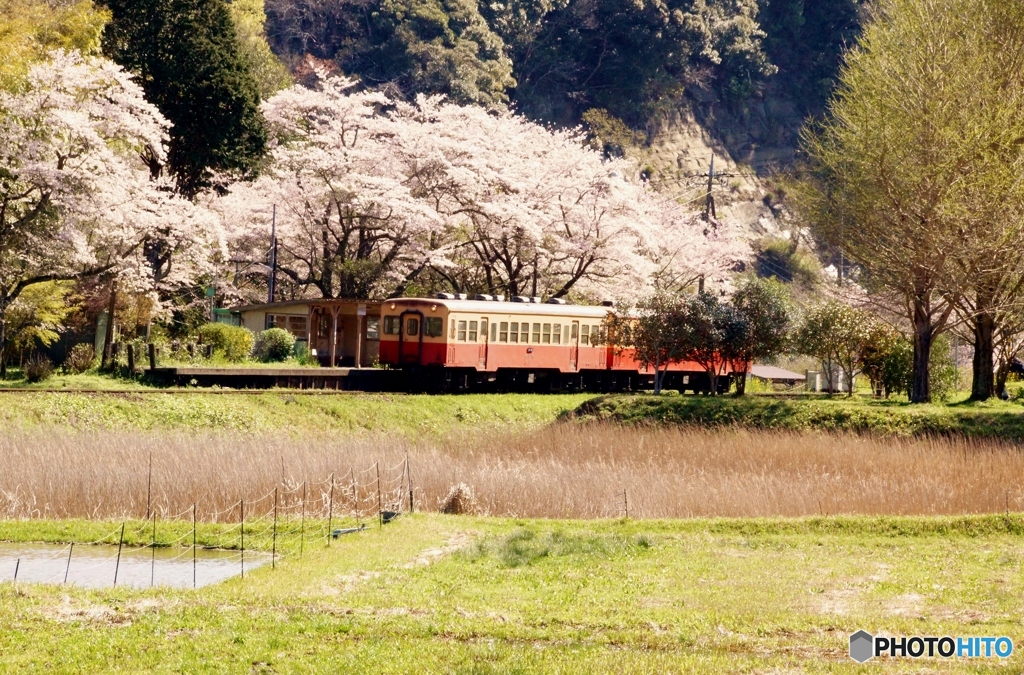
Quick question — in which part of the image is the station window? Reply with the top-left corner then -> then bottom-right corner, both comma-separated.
510,322 -> 519,343
542,323 -> 551,343
406,317 -> 420,337
581,324 -> 590,346
457,320 -> 467,341
383,316 -> 400,335
499,322 -> 508,342
366,318 -> 380,341
425,317 -> 444,337
553,324 -> 561,344
469,321 -> 478,341
491,322 -> 497,342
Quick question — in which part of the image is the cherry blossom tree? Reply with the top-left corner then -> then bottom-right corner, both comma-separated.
220,74 -> 748,302
0,51 -> 221,373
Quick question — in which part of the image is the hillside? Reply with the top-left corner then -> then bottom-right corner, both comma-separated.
262,0 -> 866,233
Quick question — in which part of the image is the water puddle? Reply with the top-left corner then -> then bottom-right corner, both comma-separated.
0,542 -> 268,589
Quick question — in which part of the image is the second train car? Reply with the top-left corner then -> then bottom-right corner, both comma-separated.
377,295 -> 738,392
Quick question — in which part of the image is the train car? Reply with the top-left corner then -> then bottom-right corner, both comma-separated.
378,295 -> 734,392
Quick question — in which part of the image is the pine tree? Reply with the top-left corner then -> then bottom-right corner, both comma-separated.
100,0 -> 268,196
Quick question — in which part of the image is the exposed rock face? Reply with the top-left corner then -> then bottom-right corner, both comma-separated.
641,81 -> 806,236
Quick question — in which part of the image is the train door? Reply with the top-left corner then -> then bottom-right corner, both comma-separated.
397,310 -> 424,365
569,321 -> 579,370
479,318 -> 489,369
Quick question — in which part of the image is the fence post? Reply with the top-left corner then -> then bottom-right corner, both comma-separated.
192,503 -> 197,590
376,462 -> 382,528
299,481 -> 306,558
150,514 -> 157,588
406,454 -> 414,513
272,487 -> 278,570
146,452 -> 153,521
64,543 -> 73,585
239,499 -> 245,580
127,343 -> 135,374
113,523 -> 125,588
148,343 -> 157,370
327,473 -> 335,546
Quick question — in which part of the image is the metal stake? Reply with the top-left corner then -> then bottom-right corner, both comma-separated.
64,544 -> 73,585
113,523 -> 125,588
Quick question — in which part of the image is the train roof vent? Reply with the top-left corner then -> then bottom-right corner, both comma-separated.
546,298 -> 567,305
511,295 -> 530,303
436,292 -> 456,300
474,294 -> 495,301
495,295 -> 506,302
531,297 -> 542,303
455,293 -> 469,300
601,300 -> 615,307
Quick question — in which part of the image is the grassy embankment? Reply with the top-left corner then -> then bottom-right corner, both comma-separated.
0,389 -> 593,434
573,392 -> 1024,440
2,514 -> 1023,673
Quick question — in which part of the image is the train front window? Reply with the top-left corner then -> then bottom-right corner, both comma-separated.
383,316 -> 400,335
510,322 -> 519,343
499,322 -> 508,342
425,317 -> 444,337
469,321 -> 478,341
457,320 -> 467,341
542,323 -> 551,343
553,324 -> 561,344
406,318 -> 420,336
581,324 -> 590,345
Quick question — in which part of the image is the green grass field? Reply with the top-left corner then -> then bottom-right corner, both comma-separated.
575,392 -> 1024,441
1,514 -> 1022,673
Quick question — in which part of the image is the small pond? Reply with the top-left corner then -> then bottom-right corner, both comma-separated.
0,542 -> 268,589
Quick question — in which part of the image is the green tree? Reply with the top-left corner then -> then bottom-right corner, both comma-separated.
4,281 -> 74,367
0,0 -> 109,90
794,301 -> 870,396
795,0 -> 1024,402
859,321 -> 912,398
100,0 -> 268,196
730,277 -> 792,395
228,0 -> 292,99
676,292 -> 747,396
606,291 -> 688,394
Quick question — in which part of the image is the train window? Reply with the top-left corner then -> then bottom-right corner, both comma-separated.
490,321 -> 497,342
542,323 -> 551,343
457,320 -> 467,341
425,317 -> 444,337
469,321 -> 478,341
532,323 -> 541,343
592,325 -> 602,344
450,320 -> 455,339
580,324 -> 590,345
510,322 -> 519,343
521,324 -> 529,343
553,324 -> 561,344
383,316 -> 400,335
406,318 -> 420,336
571,323 -> 579,339
499,322 -> 508,342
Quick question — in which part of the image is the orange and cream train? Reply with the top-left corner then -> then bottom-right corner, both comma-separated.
378,295 -> 739,392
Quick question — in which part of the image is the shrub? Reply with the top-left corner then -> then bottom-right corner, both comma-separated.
254,327 -> 295,362
197,323 -> 254,362
24,354 -> 54,382
63,343 -> 96,374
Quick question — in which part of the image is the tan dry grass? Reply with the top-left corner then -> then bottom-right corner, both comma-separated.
1,423 -> 1023,520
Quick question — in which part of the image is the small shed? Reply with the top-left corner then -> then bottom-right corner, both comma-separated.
748,365 -> 807,388
228,299 -> 383,367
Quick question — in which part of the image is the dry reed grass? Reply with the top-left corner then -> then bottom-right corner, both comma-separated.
1,423 -> 1023,520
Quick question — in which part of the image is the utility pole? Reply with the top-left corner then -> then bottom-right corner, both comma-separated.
703,154 -> 716,220
267,205 -> 277,304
